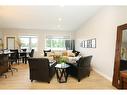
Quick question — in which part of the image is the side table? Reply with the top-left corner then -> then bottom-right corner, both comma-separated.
55,63 -> 70,83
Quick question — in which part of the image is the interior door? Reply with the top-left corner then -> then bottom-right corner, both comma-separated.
7,37 -> 15,49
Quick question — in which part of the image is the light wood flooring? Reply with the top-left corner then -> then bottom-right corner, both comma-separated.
0,63 -> 116,89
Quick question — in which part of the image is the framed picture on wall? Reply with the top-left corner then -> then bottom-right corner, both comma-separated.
81,38 -> 96,48
91,38 -> 96,48
80,41 -> 83,47
87,39 -> 92,48
84,40 -> 87,48
82,41 -> 84,48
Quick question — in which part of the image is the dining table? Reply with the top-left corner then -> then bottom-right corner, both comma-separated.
1,50 -> 30,64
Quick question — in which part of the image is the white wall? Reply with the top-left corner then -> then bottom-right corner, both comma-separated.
75,7 -> 127,81
0,30 -> 3,39
1,28 -> 74,57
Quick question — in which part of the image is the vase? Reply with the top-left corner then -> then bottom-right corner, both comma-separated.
61,62 -> 65,67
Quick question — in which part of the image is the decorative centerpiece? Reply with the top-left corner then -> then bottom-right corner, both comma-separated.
58,56 -> 68,67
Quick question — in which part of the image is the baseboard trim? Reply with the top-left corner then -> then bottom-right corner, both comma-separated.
92,68 -> 112,82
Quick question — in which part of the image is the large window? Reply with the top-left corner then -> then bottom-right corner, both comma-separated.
20,36 -> 38,51
46,38 -> 66,50
46,36 -> 75,50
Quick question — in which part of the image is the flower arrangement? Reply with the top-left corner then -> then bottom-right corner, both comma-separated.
58,56 -> 68,64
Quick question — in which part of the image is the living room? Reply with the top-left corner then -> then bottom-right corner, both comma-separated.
0,1 -> 127,95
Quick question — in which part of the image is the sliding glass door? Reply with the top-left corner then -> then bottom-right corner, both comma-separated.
20,36 -> 38,51
6,37 -> 15,49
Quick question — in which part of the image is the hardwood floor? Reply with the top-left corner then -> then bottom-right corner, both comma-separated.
0,63 -> 116,89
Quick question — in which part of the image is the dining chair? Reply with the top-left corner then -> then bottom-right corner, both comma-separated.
19,48 -> 27,63
22,49 -> 34,64
8,49 -> 18,72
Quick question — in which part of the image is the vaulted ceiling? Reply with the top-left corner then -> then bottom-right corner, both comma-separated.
0,6 -> 101,32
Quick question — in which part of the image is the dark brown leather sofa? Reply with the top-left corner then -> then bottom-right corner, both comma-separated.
28,58 -> 56,83
67,56 -> 92,82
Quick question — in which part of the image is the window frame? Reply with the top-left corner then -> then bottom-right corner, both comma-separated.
45,38 -> 67,51
19,36 -> 38,51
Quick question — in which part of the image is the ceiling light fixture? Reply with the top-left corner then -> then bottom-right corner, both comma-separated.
58,18 -> 62,22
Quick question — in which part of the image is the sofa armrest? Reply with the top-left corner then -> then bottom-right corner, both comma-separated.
49,60 -> 56,67
67,62 -> 78,68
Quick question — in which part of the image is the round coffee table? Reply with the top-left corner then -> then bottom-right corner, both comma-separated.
55,63 -> 70,83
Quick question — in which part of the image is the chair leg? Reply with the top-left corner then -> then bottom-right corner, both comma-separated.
0,73 -> 7,78
48,80 -> 50,83
31,80 -> 33,82
8,63 -> 18,73
78,79 -> 80,82
8,68 -> 13,76
4,74 -> 7,78
11,70 -> 13,76
18,60 -> 20,65
88,72 -> 90,77
12,68 -> 18,72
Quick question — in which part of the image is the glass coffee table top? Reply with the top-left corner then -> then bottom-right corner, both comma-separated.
55,63 -> 70,69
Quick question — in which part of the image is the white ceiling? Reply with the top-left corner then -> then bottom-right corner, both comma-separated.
0,6 -> 102,32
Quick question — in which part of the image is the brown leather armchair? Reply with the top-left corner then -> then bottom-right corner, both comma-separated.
28,58 -> 56,83
67,56 -> 92,82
